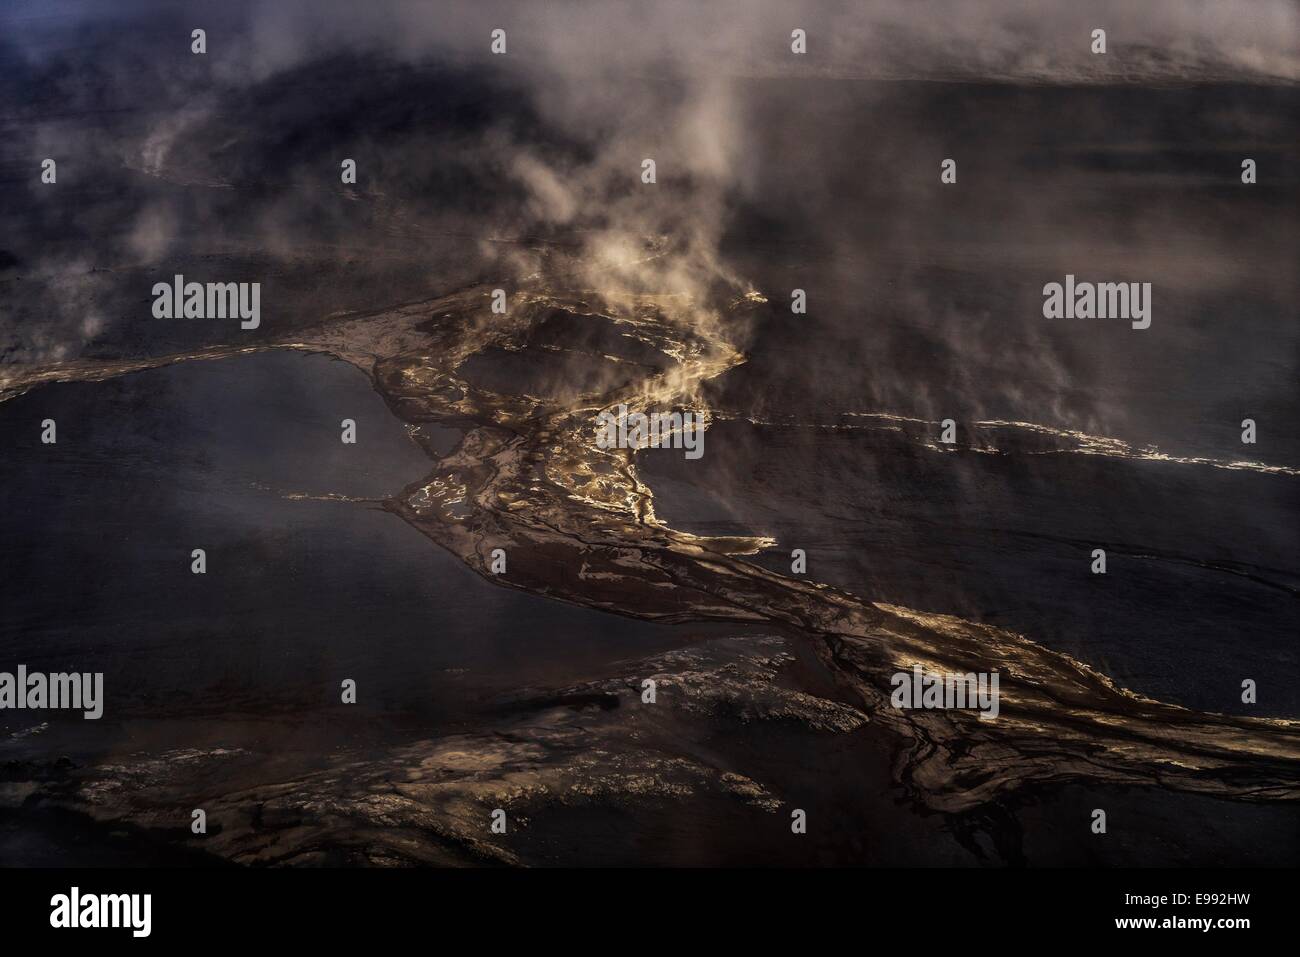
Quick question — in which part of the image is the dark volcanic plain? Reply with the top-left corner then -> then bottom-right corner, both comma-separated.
1,3 -> 1297,866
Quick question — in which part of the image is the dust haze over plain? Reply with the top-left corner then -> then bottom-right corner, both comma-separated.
2,0 -> 1296,462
